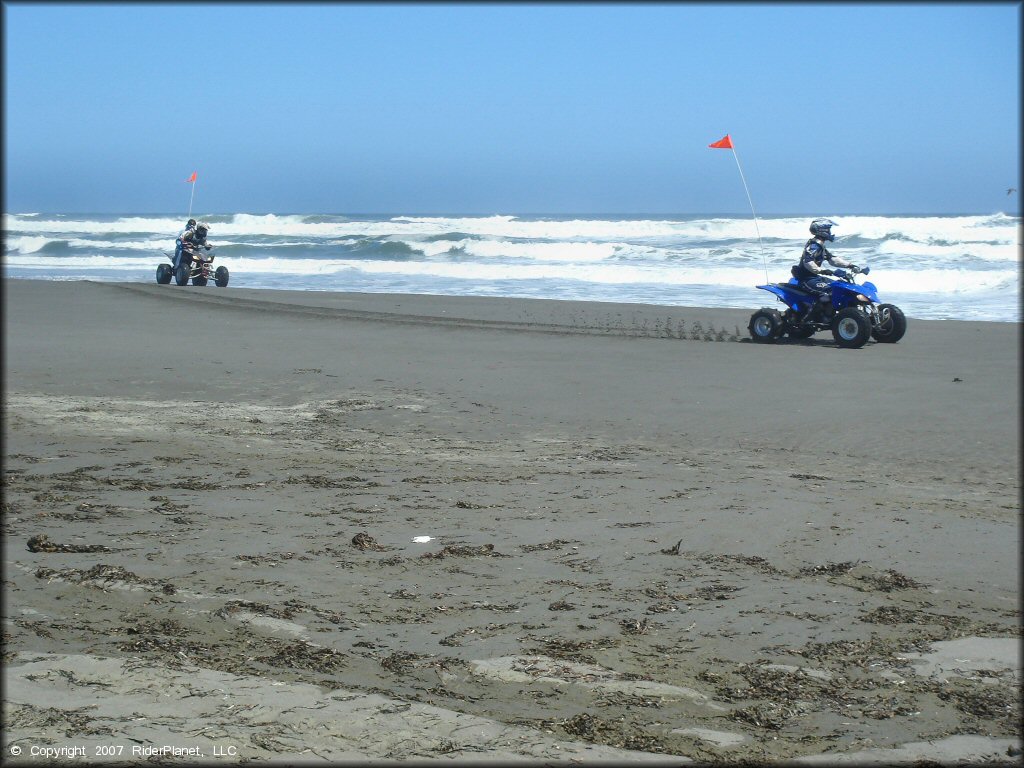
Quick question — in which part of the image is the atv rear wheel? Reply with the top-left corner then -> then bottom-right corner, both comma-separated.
748,309 -> 783,343
156,264 -> 172,284
174,263 -> 190,286
871,303 -> 907,343
214,265 -> 229,287
832,307 -> 871,349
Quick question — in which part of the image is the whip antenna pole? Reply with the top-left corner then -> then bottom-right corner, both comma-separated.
709,135 -> 769,283
731,148 -> 769,284
185,171 -> 198,218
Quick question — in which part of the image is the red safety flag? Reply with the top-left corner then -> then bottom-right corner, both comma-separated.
186,171 -> 197,183
708,135 -> 733,149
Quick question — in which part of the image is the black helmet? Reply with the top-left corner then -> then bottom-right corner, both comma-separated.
187,218 -> 197,228
195,223 -> 208,236
809,218 -> 836,242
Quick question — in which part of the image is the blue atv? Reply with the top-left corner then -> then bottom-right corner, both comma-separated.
748,267 -> 906,348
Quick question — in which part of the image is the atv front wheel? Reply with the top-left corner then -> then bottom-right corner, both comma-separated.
214,265 -> 229,287
832,307 -> 871,349
174,263 -> 190,286
748,309 -> 783,343
156,264 -> 172,284
871,303 -> 907,343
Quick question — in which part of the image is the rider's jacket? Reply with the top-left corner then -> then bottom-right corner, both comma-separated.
793,237 -> 851,280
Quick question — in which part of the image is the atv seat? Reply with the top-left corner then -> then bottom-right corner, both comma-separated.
774,282 -> 814,296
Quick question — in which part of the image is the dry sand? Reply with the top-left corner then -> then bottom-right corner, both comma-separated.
2,279 -> 1020,764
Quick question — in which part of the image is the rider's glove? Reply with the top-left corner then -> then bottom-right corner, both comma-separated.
205,244 -> 212,250
849,264 -> 860,273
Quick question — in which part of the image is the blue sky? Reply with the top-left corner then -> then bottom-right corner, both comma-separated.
3,2 -> 1020,214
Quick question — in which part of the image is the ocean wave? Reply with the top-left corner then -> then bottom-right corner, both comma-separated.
5,212 -> 1019,248
0,213 -> 816,241
3,255 -> 168,270
4,236 -> 186,254
3,211 -> 1017,322
4,236 -> 54,254
394,238 -> 625,262
839,213 -> 1020,244
878,238 -> 1018,262
3,215 -> 189,235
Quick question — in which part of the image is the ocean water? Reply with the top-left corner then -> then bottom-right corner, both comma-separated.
3,212 -> 1020,322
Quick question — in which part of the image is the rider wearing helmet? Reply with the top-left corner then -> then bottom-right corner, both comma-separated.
178,222 -> 212,269
173,219 -> 198,269
792,218 -> 859,316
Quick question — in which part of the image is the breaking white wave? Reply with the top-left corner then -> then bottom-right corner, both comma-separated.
877,238 -> 1016,262
3,212 -> 1019,321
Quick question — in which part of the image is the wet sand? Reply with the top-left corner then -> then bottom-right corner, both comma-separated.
3,279 -> 1020,764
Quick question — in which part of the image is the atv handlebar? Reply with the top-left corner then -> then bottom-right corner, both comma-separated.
833,266 -> 870,282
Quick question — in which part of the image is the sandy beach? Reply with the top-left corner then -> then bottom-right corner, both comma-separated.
2,278 -> 1020,764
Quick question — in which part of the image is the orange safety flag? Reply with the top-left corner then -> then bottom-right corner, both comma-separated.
708,135 -> 733,149
185,171 -> 197,183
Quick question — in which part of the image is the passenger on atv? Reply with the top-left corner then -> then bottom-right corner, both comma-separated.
172,218 -> 197,270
